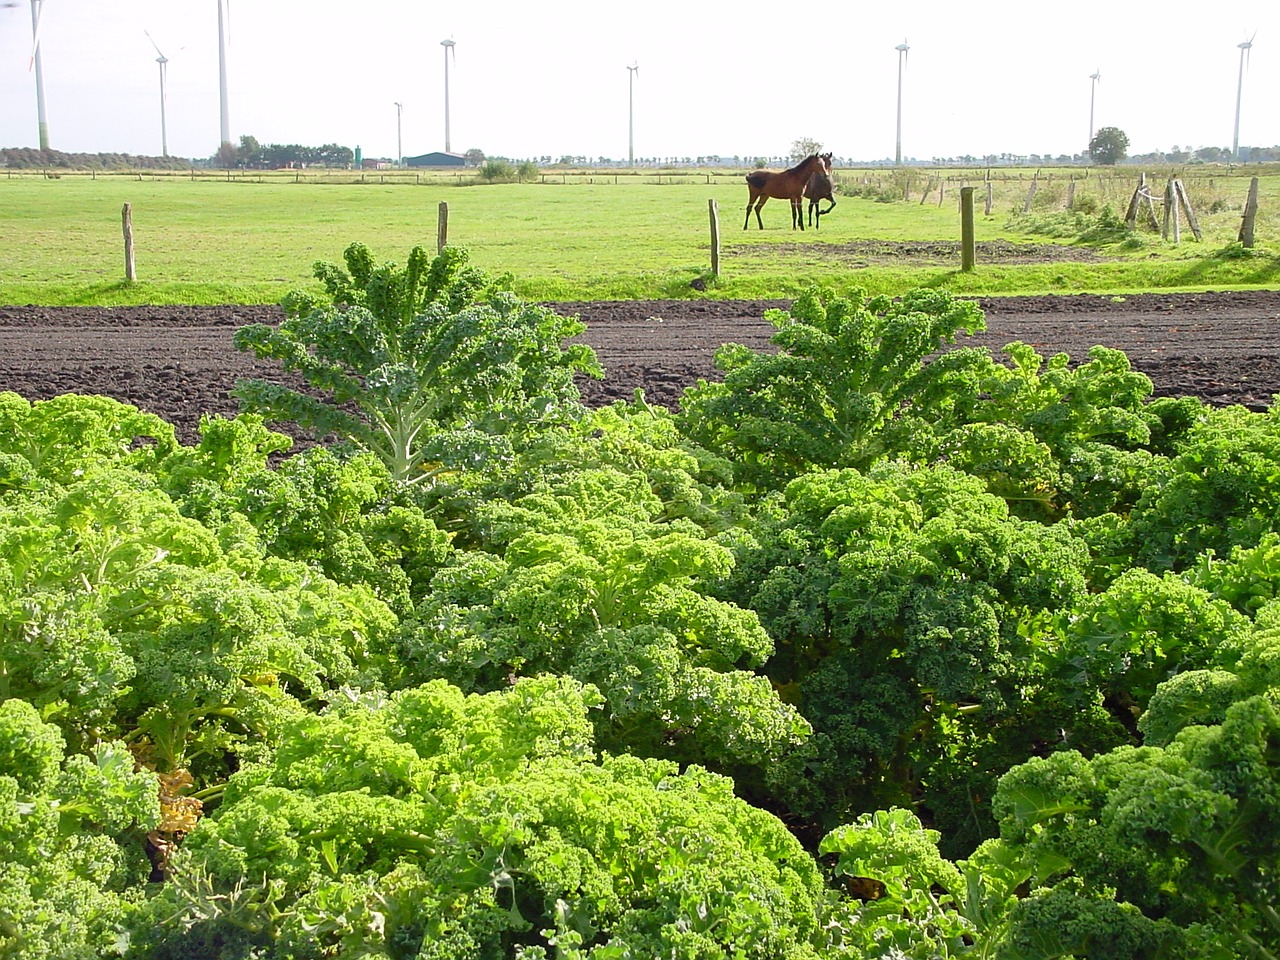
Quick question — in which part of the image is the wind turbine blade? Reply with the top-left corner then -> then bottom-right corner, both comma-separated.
145,29 -> 166,59
28,0 -> 46,72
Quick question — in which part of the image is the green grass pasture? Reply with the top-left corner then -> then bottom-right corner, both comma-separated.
1,164 -> 1277,305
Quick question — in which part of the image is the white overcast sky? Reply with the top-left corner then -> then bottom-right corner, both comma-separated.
0,0 -> 1275,163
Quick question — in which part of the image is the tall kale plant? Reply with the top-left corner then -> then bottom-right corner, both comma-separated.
233,243 -> 602,485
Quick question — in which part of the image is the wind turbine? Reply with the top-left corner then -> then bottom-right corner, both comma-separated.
27,0 -> 50,150
1232,31 -> 1256,161
394,101 -> 403,165
894,39 -> 909,165
217,0 -> 231,149
1088,69 -> 1101,153
627,62 -> 639,167
146,31 -> 170,157
441,38 -> 456,153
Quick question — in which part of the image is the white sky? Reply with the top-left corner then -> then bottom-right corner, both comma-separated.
0,0 -> 1275,163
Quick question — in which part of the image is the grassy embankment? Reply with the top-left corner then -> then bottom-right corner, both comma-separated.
1,164 -> 1277,305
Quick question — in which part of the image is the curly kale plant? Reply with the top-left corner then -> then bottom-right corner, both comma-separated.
990,696 -> 1280,958
233,243 -> 602,485
0,699 -> 159,960
140,677 -> 837,959
678,285 -> 993,488
397,463 -> 809,774
0,400 -> 399,780
719,461 -> 1099,843
1126,404 -> 1280,572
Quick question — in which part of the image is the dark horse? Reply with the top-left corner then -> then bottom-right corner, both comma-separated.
805,152 -> 837,228
744,153 -> 828,230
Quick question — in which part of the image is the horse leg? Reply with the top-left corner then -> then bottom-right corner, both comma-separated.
751,196 -> 767,229
793,197 -> 804,231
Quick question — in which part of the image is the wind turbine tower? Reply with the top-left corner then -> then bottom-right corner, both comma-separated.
441,38 -> 456,152
894,39 -> 909,165
627,62 -> 639,167
28,0 -> 50,150
1088,69 -> 1101,152
146,31 -> 170,157
395,101 -> 403,165
217,0 -> 231,148
1232,32 -> 1255,161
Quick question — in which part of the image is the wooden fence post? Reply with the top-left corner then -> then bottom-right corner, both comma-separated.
1173,180 -> 1202,242
437,201 -> 448,253
1125,174 -> 1145,230
985,181 -> 993,216
1161,178 -> 1180,243
1066,180 -> 1076,210
1239,177 -> 1260,248
960,187 -> 976,272
708,199 -> 721,278
121,203 -> 136,281
1022,176 -> 1038,214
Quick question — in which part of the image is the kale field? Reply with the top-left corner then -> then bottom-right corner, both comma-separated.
4,262 -> 1280,959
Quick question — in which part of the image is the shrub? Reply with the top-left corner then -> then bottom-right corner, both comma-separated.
477,158 -> 517,182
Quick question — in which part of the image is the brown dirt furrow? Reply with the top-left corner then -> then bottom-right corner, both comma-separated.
2,290 -> 1279,445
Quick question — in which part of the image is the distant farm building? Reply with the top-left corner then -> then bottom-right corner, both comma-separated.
405,151 -> 466,167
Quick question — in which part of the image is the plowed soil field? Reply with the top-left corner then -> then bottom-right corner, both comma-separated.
2,290 -> 1279,445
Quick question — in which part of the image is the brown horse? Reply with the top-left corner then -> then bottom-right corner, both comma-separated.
744,153 -> 828,230
805,152 -> 837,228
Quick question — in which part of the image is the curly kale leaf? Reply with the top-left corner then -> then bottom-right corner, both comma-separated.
1053,567 -> 1251,714
1128,404 -> 1280,571
0,391 -> 178,486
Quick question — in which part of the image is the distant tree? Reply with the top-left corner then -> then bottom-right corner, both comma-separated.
1088,126 -> 1129,165
790,137 -> 823,163
516,160 -> 539,182
214,141 -> 238,169
1194,145 -> 1230,163
316,143 -> 355,166
464,148 -> 486,166
237,135 -> 263,168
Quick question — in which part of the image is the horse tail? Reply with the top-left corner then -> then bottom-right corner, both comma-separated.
746,171 -> 769,188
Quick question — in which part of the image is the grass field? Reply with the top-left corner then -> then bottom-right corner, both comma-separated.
2,163 -> 1277,305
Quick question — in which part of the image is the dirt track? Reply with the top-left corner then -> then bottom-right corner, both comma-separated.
2,290 -> 1279,445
